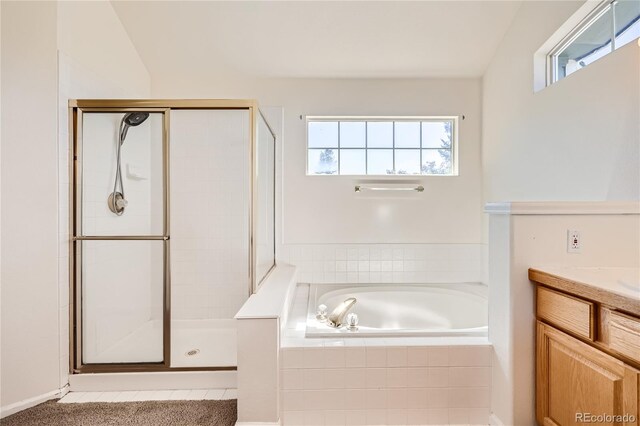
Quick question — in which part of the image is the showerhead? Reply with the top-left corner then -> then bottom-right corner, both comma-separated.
120,112 -> 149,143
110,111 -> 150,215
124,112 -> 149,127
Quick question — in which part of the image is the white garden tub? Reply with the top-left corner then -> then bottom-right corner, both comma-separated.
305,283 -> 488,337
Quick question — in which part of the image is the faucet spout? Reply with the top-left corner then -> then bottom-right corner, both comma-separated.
327,297 -> 357,327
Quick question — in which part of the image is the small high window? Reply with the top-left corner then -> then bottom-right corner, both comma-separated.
548,0 -> 640,84
306,117 -> 458,176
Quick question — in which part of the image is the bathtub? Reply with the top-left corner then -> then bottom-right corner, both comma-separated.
305,283 -> 488,337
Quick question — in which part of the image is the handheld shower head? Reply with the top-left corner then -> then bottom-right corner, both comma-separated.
109,112 -> 150,216
124,112 -> 149,127
120,112 -> 149,143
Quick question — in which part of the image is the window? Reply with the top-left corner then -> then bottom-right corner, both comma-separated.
306,117 -> 457,176
549,0 -> 640,84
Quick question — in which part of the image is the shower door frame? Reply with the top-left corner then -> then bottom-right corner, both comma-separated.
69,99 -> 260,374
255,109 -> 278,289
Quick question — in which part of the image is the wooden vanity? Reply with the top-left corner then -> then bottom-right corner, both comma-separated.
530,267 -> 640,426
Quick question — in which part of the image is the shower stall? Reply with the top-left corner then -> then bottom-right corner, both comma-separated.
69,100 -> 276,373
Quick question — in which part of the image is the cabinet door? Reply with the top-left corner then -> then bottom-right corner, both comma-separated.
537,321 -> 639,426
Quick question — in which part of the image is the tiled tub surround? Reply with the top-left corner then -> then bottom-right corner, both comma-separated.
277,244 -> 485,285
281,345 -> 491,426
280,285 -> 492,425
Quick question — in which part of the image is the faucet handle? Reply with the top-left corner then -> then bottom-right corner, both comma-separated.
316,304 -> 328,321
346,313 -> 359,331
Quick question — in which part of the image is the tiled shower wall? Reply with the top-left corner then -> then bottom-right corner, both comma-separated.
58,52 -> 150,385
79,112 -> 162,362
169,109 -> 250,320
277,243 -> 484,284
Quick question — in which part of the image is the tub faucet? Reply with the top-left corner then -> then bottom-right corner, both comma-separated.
327,297 -> 357,328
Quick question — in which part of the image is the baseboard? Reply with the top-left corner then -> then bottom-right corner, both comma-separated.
0,385 -> 69,419
489,413 -> 505,426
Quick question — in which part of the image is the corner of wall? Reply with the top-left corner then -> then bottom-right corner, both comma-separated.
1,0 -> 60,411
57,0 -> 151,98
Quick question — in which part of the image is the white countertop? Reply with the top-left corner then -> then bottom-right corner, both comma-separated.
532,266 -> 640,301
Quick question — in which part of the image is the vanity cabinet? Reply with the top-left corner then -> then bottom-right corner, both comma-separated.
530,268 -> 640,426
536,321 -> 639,426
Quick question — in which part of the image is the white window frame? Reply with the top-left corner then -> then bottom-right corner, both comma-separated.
305,116 -> 459,177
547,0 -> 636,85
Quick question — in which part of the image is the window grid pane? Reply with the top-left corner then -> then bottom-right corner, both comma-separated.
308,149 -> 338,174
338,122 -> 341,174
307,118 -> 455,175
420,122 -> 423,174
308,121 -> 338,148
367,149 -> 394,175
340,149 -> 366,175
395,149 -> 421,174
549,2 -> 638,84
339,121 -> 366,148
614,0 -> 640,50
367,121 -> 394,148
392,122 -> 395,173
365,121 -> 368,174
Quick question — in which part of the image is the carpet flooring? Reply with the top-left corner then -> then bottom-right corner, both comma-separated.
1,399 -> 237,426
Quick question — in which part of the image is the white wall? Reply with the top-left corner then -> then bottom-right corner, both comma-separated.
482,3 -> 640,423
482,1 -> 640,204
487,203 -> 640,425
57,1 -> 149,96
153,77 -> 484,246
152,77 -> 486,283
56,0 -> 151,392
1,0 -> 150,413
1,1 -> 60,412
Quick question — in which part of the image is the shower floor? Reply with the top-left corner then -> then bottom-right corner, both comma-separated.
171,319 -> 236,368
93,319 -> 236,368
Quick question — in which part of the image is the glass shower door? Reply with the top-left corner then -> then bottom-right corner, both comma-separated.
81,240 -> 164,363
71,100 -> 269,372
76,110 -> 167,367
169,109 -> 250,368
255,112 -> 276,286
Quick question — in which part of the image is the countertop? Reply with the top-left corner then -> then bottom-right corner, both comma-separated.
529,266 -> 640,316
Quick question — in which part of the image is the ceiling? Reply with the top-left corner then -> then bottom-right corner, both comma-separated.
112,1 -> 522,79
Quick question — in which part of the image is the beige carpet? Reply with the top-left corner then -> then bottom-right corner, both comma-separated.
1,399 -> 237,426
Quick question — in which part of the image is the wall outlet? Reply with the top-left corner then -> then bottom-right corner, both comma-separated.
567,230 -> 581,253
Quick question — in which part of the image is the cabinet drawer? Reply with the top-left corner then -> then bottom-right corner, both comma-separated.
608,311 -> 640,364
537,286 -> 595,340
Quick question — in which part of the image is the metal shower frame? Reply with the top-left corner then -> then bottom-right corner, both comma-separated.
68,99 -> 276,374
